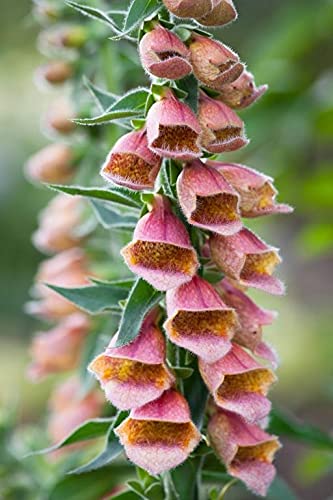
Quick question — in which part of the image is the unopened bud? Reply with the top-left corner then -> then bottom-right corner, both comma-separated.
198,0 -> 237,27
162,0 -> 213,19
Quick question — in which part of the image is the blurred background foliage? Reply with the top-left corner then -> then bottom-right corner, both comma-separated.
0,0 -> 332,498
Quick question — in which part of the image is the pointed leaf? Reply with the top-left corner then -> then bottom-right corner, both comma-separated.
65,1 -> 122,34
83,77 -> 117,112
49,185 -> 142,209
112,0 -> 161,40
183,361 -> 208,429
91,200 -> 138,230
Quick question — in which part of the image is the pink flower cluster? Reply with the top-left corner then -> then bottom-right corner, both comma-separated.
91,2 -> 292,495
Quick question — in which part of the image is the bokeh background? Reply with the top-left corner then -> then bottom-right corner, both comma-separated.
0,0 -> 332,498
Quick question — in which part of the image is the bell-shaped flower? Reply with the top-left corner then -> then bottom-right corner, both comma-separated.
101,129 -> 161,191
177,159 -> 242,235
89,311 -> 174,410
32,194 -> 85,254
189,35 -> 243,90
210,228 -> 285,295
162,0 -> 213,19
122,195 -> 199,291
216,279 -> 279,367
199,92 -> 248,153
115,389 -> 201,475
24,143 -> 74,184
208,408 -> 281,496
198,0 -> 237,27
26,248 -> 90,319
218,70 -> 268,109
28,313 -> 90,381
139,25 -> 192,80
164,275 -> 238,362
200,343 -> 276,422
146,90 -> 202,161
207,161 -> 293,217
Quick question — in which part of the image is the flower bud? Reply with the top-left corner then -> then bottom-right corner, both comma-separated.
24,143 -> 74,184
209,228 -> 285,295
28,313 -> 90,381
122,196 -> 199,291
216,278 -> 279,367
189,35 -> 243,90
218,70 -> 268,109
199,343 -> 276,422
115,389 -> 201,475
35,60 -> 73,86
164,276 -> 238,362
208,409 -> 281,496
43,99 -> 76,135
177,159 -> 242,235
139,25 -> 192,80
198,0 -> 237,27
89,311 -> 174,410
162,0 -> 213,19
32,194 -> 85,254
199,92 -> 248,153
207,161 -> 293,217
146,90 -> 202,161
101,129 -> 161,191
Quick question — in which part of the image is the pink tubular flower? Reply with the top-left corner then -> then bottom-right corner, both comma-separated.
121,195 -> 199,291
162,0 -> 213,19
189,35 -> 243,91
89,311 -> 174,410
198,0 -> 237,27
208,409 -> 281,496
28,313 -> 90,381
139,25 -> 192,80
146,90 -> 202,161
209,228 -> 285,295
48,377 -> 103,444
177,159 -> 242,235
35,60 -> 73,86
218,70 -> 268,109
26,248 -> 90,319
216,278 -> 279,367
101,129 -> 161,191
199,92 -> 248,153
207,161 -> 293,217
199,343 -> 276,422
24,143 -> 74,184
115,389 -> 201,475
32,194 -> 85,254
164,275 -> 238,362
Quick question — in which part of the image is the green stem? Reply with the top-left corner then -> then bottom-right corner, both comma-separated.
217,478 -> 238,500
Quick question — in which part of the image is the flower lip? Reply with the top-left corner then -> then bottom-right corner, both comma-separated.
198,0 -> 238,27
101,129 -> 161,191
177,159 -> 242,235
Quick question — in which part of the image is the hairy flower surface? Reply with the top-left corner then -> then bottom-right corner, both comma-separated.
89,312 -> 174,410
164,275 -> 238,362
139,25 -> 192,80
210,228 -> 285,295
198,0 -> 237,26
177,160 -> 242,235
122,195 -> 198,291
200,343 -> 276,422
146,90 -> 202,160
28,313 -> 90,381
24,143 -> 73,184
162,0 -> 213,19
218,70 -> 268,109
216,279 -> 279,367
101,129 -> 161,190
199,92 -> 248,153
115,389 -> 201,474
32,194 -> 85,254
208,409 -> 281,496
189,35 -> 243,90
208,161 -> 293,217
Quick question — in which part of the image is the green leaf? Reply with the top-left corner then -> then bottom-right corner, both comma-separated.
83,77 -> 117,112
171,366 -> 194,379
170,459 -> 200,500
49,185 -> 142,209
65,1 -> 122,34
73,88 -> 149,126
91,200 -> 138,230
28,418 -> 113,456
46,282 -> 129,314
183,361 -> 208,429
111,491 -> 142,500
177,74 -> 199,113
113,0 -> 161,39
115,278 -> 163,347
266,476 -> 298,500
69,412 -> 127,474
269,408 -> 333,451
